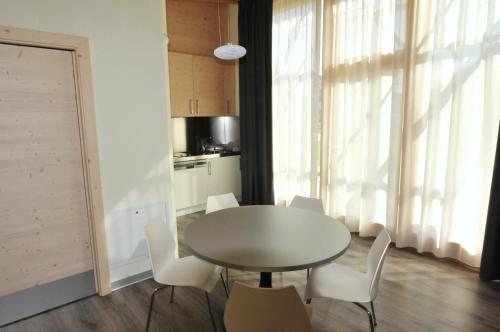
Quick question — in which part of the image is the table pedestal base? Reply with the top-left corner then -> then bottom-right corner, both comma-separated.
259,272 -> 272,288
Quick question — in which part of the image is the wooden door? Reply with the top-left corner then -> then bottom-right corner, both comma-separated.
0,43 -> 95,323
193,56 -> 225,116
168,52 -> 194,117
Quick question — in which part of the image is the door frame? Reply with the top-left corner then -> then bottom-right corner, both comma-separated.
0,26 -> 111,295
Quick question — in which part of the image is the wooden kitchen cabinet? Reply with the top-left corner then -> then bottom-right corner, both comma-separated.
168,52 -> 237,117
168,52 -> 194,117
167,0 -> 228,57
223,62 -> 237,116
166,0 -> 239,117
193,56 -> 225,116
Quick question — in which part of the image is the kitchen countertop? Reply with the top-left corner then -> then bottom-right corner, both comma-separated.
173,151 -> 240,166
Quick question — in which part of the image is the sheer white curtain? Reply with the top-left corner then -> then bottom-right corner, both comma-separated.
274,0 -> 500,267
397,0 -> 500,267
272,0 -> 322,206
320,0 -> 500,267
320,0 -> 406,237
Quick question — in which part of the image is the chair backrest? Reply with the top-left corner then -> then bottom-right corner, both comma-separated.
367,228 -> 391,300
206,192 -> 239,214
144,219 -> 177,281
289,195 -> 324,214
224,282 -> 311,332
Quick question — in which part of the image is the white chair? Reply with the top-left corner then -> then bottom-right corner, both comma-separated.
289,195 -> 325,279
224,281 -> 312,332
206,193 -> 240,286
206,192 -> 239,214
144,219 -> 227,332
305,229 -> 391,332
289,195 -> 325,214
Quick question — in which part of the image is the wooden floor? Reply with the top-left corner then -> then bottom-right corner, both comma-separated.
3,212 -> 500,332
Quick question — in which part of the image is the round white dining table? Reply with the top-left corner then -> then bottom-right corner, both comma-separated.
184,205 -> 351,287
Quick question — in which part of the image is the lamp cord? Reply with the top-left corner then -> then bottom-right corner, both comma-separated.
217,0 -> 222,46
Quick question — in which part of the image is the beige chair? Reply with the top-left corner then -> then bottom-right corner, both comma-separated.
144,219 -> 226,332
206,192 -> 239,214
289,195 -> 325,214
224,281 -> 312,332
305,229 -> 391,332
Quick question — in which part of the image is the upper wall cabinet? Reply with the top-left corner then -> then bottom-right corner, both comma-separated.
193,56 -> 225,116
223,61 -> 236,116
169,52 -> 194,117
167,0 -> 228,57
168,52 -> 236,117
166,0 -> 239,117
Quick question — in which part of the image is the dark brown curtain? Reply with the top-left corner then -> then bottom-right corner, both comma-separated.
480,123 -> 500,281
238,0 -> 274,205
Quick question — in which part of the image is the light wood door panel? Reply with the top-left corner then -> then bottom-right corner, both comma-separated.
193,56 -> 225,116
0,44 -> 93,297
165,1 -> 239,118
0,45 -> 79,113
168,52 -> 194,117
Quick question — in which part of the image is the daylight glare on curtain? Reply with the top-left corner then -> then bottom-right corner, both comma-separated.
272,0 -> 500,267
396,0 -> 500,267
320,0 -> 500,267
272,0 -> 322,206
320,0 -> 406,237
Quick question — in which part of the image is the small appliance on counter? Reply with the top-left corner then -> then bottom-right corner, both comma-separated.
172,117 -> 240,170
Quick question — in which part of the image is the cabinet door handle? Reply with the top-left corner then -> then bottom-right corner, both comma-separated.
208,161 -> 212,175
196,99 -> 199,114
189,99 -> 192,114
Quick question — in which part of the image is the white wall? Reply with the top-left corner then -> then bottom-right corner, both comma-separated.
0,0 -> 176,283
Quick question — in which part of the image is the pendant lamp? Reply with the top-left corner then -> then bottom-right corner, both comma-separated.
214,0 -> 246,60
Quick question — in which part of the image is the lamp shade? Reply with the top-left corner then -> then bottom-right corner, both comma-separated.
214,43 -> 247,60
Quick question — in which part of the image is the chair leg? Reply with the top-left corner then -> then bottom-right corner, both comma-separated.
353,302 -> 375,332
145,286 -> 168,332
205,291 -> 218,332
370,301 -> 378,326
170,286 -> 175,303
307,268 -> 310,280
220,272 -> 229,298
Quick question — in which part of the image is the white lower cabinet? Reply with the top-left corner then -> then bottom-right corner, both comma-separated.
174,164 -> 210,210
174,156 -> 241,214
207,156 -> 242,197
